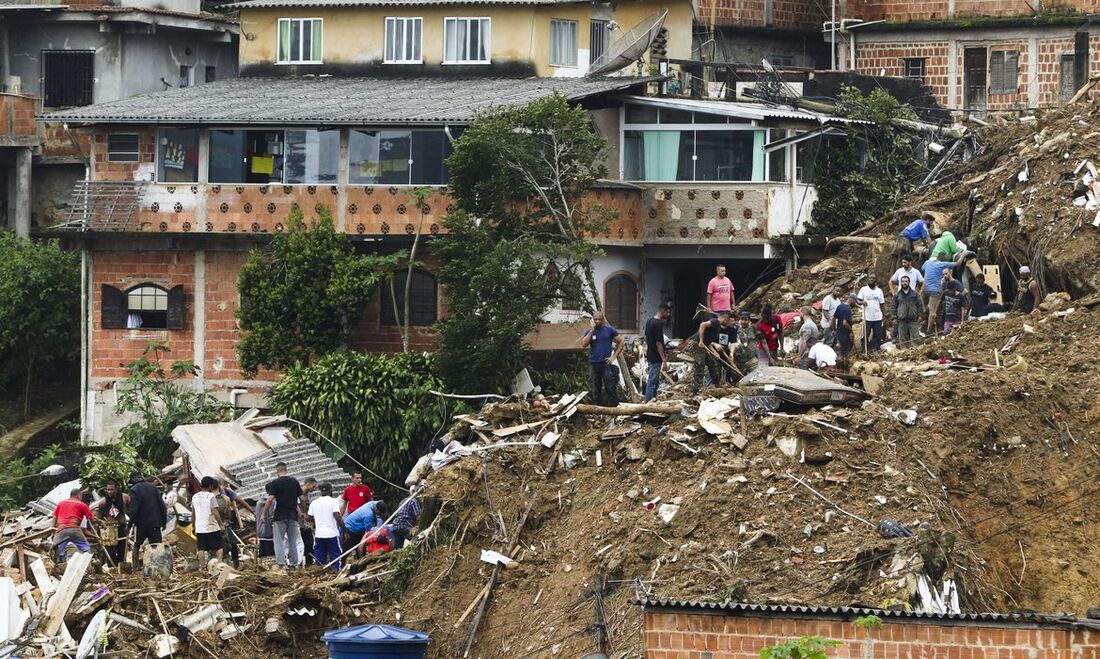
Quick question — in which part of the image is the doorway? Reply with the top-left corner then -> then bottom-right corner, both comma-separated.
656,258 -> 785,339
964,47 -> 988,111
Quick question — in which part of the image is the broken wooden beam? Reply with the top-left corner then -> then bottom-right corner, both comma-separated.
42,551 -> 92,636
574,403 -> 681,416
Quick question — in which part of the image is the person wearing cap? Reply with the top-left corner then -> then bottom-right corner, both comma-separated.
732,311 -> 759,374
643,302 -> 672,401
262,461 -> 303,568
127,471 -> 167,568
1013,266 -> 1043,314
307,483 -> 345,570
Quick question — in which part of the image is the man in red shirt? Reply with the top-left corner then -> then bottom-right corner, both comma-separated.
52,488 -> 97,559
706,265 -> 735,315
756,304 -> 784,367
341,472 -> 373,516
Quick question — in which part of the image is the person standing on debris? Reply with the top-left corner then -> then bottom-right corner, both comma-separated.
192,476 -> 224,563
644,302 -> 672,401
95,481 -> 128,565
797,307 -> 819,369
892,275 -> 924,348
345,499 -> 387,557
689,311 -> 736,391
922,251 -> 965,335
941,274 -> 969,335
307,483 -> 346,570
832,296 -> 854,360
930,229 -> 961,261
855,276 -> 886,354
340,472 -> 373,517
889,254 -> 925,296
895,214 -> 934,261
387,494 -> 422,550
1014,266 -> 1043,314
213,479 -> 242,568
706,264 -> 735,315
732,312 -> 758,375
263,461 -> 304,569
805,336 -> 837,371
756,304 -> 783,367
255,485 -> 275,558
128,471 -> 167,569
52,488 -> 97,560
299,477 -> 319,566
821,285 -> 843,347
581,311 -> 624,407
968,273 -> 1004,317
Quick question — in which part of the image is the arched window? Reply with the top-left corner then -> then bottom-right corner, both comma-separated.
560,271 -> 585,312
101,283 -> 184,330
604,273 -> 638,330
381,269 -> 438,326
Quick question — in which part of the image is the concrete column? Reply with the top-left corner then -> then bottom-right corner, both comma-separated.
193,249 -> 206,390
12,147 -> 31,237
1027,37 -> 1040,108
947,39 -> 959,111
336,128 -> 349,232
197,128 -> 209,226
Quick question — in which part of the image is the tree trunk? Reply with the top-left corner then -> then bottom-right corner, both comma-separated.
402,208 -> 425,353
23,353 -> 34,421
582,262 -> 641,402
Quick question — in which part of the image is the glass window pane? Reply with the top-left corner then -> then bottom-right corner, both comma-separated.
394,21 -> 404,60
209,129 -> 284,184
290,22 -> 301,62
349,129 -> 380,184
479,19 -> 489,61
693,112 -> 728,124
157,128 -> 199,183
768,129 -> 788,182
660,108 -> 693,124
796,134 -> 820,183
286,129 -> 339,184
278,20 -> 290,62
411,131 -> 446,185
312,20 -> 322,61
625,104 -> 658,124
444,19 -> 457,61
302,23 -> 312,61
469,20 -> 479,61
385,19 -> 394,61
695,131 -> 755,181
622,130 -> 690,181
379,131 -> 411,184
412,19 -> 421,60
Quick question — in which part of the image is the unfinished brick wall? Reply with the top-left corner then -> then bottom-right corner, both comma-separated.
696,0 -> 826,30
0,93 -> 37,141
854,0 -> 1067,21
642,610 -> 1100,657
854,41 -> 950,101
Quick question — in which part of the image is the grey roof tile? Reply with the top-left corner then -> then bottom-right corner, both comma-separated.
42,75 -> 659,125
224,439 -> 352,501
231,0 -> 567,7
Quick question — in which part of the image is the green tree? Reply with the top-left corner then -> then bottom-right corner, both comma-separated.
0,445 -> 62,512
0,231 -> 80,419
760,637 -> 841,659
80,440 -> 155,494
237,205 -> 402,376
434,93 -> 617,393
808,86 -> 921,235
268,351 -> 448,497
116,342 -> 229,466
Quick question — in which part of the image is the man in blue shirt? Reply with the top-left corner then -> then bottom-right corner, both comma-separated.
832,299 -> 854,359
922,252 -> 966,335
345,499 -> 387,557
582,311 -> 624,407
895,214 -> 934,261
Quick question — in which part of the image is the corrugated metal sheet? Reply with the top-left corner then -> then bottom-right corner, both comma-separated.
636,600 -> 1083,628
43,76 -> 660,125
620,95 -> 873,126
224,439 -> 351,502
173,422 -> 281,481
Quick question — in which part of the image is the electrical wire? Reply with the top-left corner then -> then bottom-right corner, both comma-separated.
284,417 -> 410,493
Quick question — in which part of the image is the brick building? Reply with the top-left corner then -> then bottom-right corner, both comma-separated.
693,0 -> 831,70
839,0 -> 1099,112
640,600 -> 1100,657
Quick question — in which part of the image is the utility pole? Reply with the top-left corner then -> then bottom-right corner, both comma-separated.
830,0 -> 837,70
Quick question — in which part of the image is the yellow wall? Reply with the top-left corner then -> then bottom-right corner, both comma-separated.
238,0 -> 693,76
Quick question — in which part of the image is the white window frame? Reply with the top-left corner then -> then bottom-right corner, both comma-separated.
107,133 -> 140,162
385,17 -> 423,64
549,19 -> 578,68
443,17 -> 491,64
277,17 -> 323,65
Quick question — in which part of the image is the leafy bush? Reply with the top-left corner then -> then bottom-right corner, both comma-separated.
759,637 -> 841,659
116,342 -> 230,466
0,445 -> 62,512
80,441 -> 156,493
269,351 -> 448,496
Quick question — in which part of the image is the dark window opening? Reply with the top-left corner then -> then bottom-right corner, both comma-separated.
589,19 -> 609,66
107,134 -> 140,162
205,66 -> 217,83
42,50 -> 94,108
380,270 -> 438,326
902,57 -> 926,81
767,54 -> 794,67
179,65 -> 192,88
127,285 -> 168,329
101,283 -> 184,330
209,129 -> 285,184
1059,54 -> 1078,102
989,50 -> 1019,94
604,273 -> 638,331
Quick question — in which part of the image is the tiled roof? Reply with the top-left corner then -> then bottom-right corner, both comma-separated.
232,0 -> 568,6
42,75 -> 658,125
224,439 -> 351,501
637,600 -> 1090,629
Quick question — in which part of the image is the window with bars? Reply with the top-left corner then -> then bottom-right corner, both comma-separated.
902,57 -> 926,81
550,19 -> 577,67
107,134 -> 140,162
444,17 -> 490,64
380,270 -> 438,326
589,20 -> 609,66
989,50 -> 1019,94
277,18 -> 323,64
604,274 -> 638,330
385,17 -> 423,63
42,50 -> 94,108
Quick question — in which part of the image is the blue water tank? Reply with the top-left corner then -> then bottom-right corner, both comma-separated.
322,624 -> 430,659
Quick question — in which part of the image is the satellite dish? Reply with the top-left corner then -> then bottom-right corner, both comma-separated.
587,9 -> 668,77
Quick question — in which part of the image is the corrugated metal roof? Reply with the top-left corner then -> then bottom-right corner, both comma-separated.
637,600 -> 1086,628
224,439 -> 351,501
620,95 -> 872,126
43,75 -> 658,125
231,0 -> 568,7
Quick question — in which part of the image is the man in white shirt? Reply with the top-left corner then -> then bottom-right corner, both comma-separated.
889,254 -> 924,296
307,483 -> 346,570
820,285 -> 843,346
856,276 -> 886,354
191,476 -> 223,562
806,337 -> 837,370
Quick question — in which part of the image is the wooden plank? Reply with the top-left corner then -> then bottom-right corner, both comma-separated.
983,265 -> 1003,304
42,552 -> 92,636
30,558 -> 56,598
491,422 -> 545,438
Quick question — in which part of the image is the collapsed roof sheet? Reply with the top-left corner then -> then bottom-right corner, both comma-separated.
172,422 -> 281,482
223,439 -> 351,502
